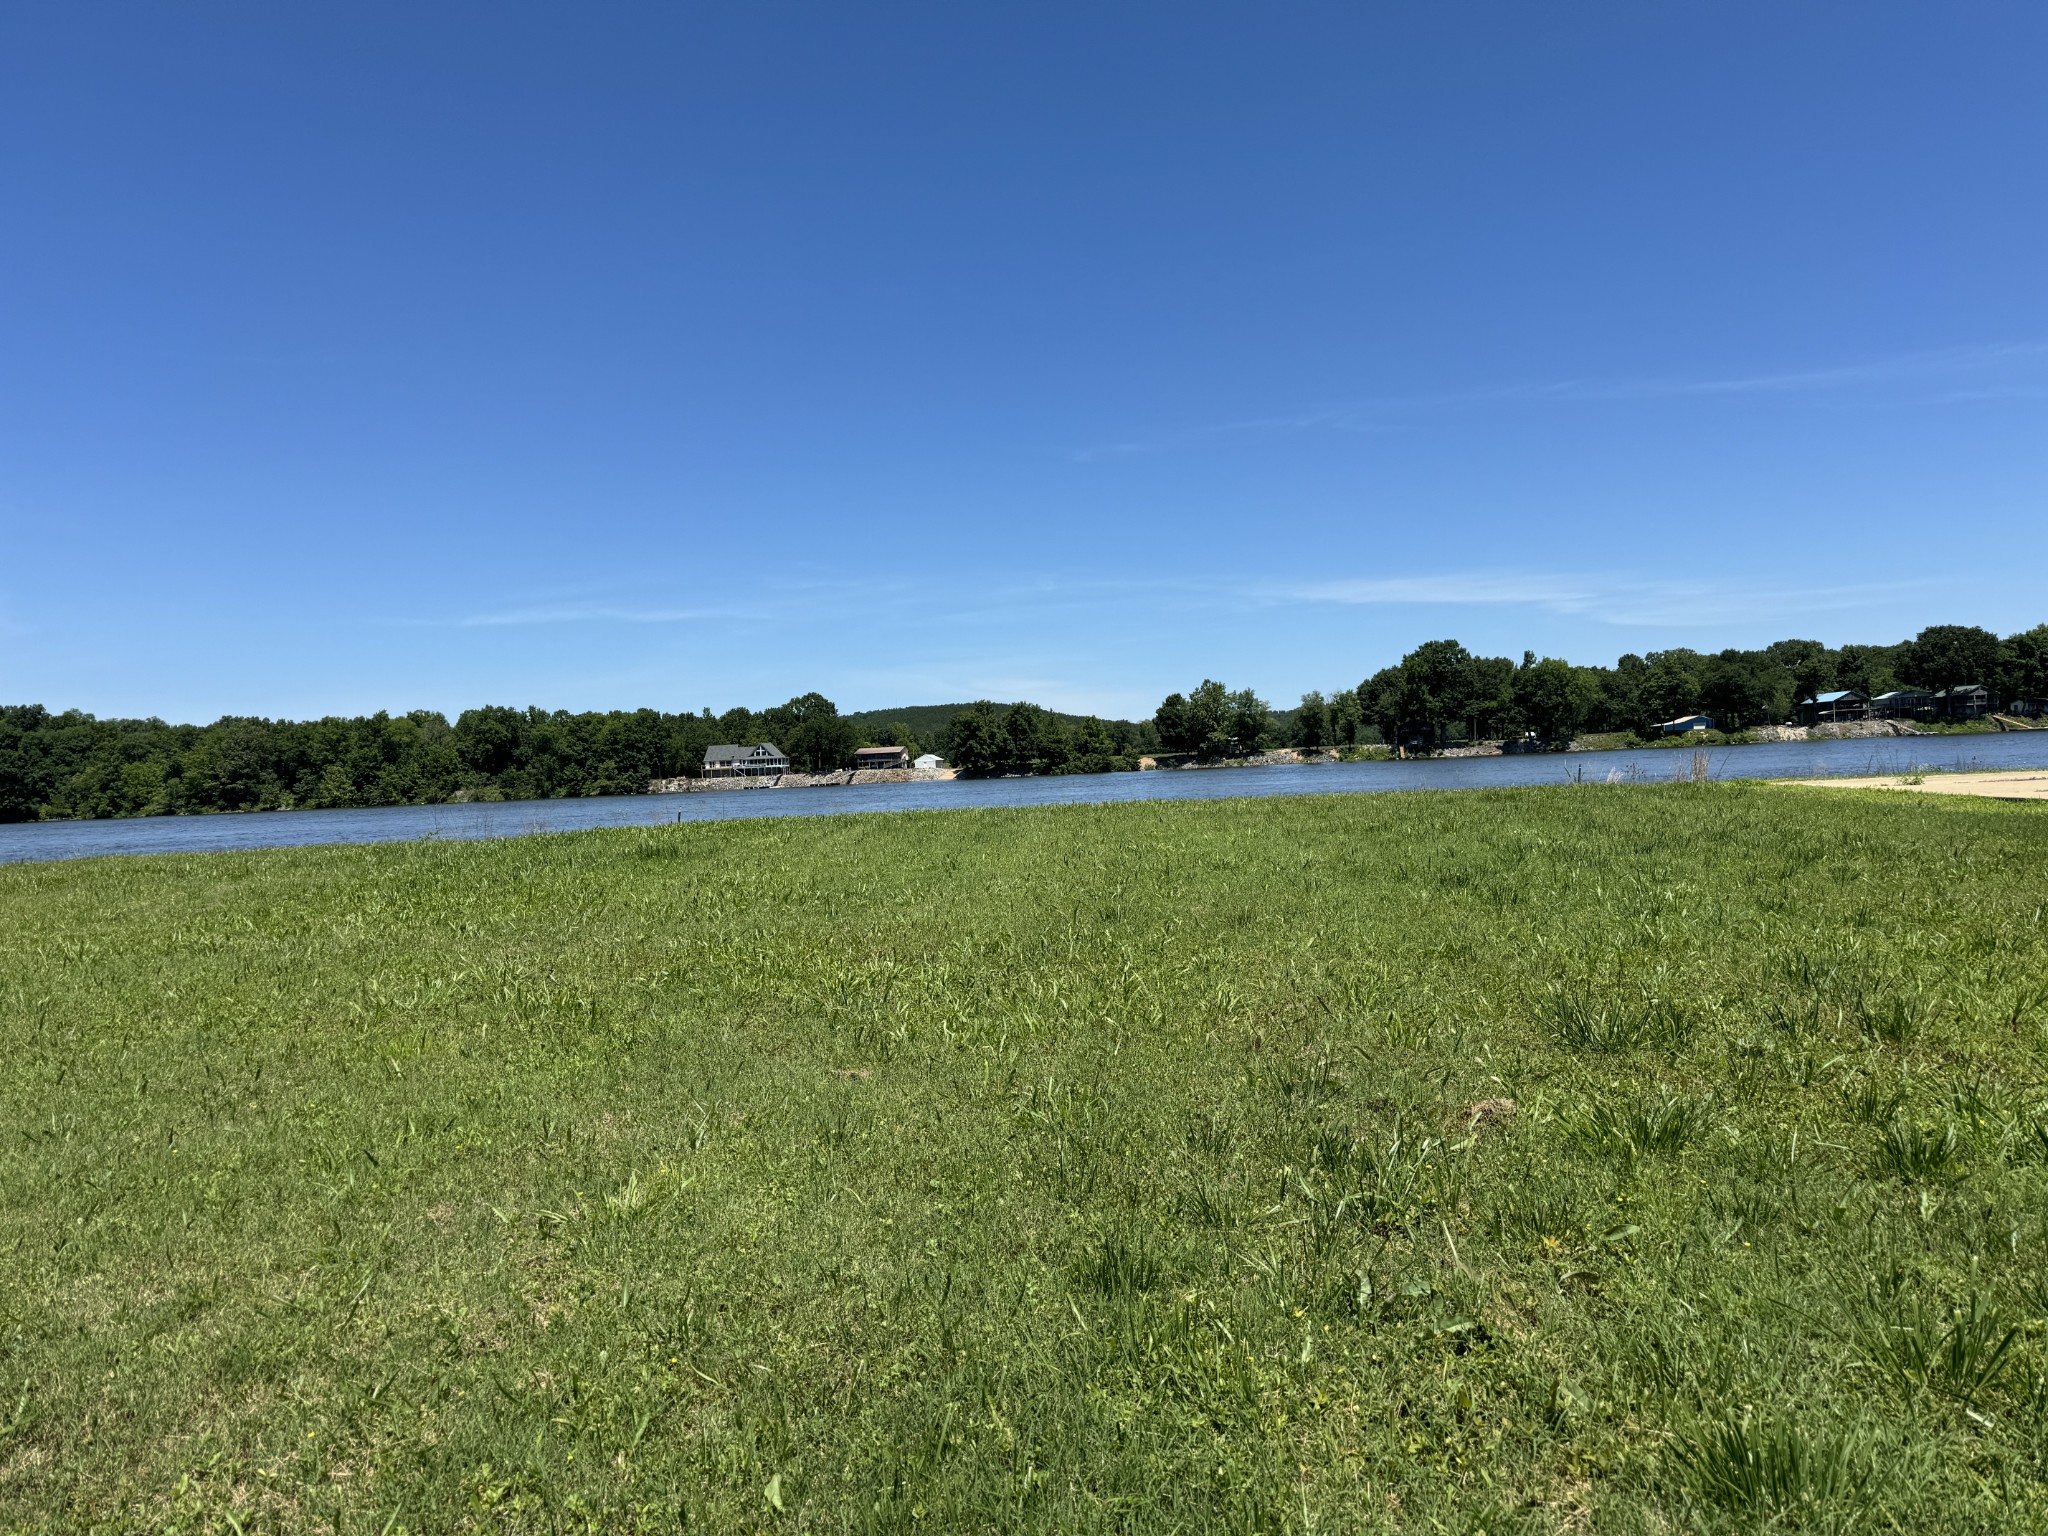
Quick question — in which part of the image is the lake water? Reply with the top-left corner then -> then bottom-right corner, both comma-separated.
5,732 -> 2046,866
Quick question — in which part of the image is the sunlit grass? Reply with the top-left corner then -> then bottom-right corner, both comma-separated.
1,783 -> 2046,1532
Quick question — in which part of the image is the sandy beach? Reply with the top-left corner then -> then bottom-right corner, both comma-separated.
1778,768 -> 2048,801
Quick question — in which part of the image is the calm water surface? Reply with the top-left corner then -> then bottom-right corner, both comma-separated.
6,733 -> 2046,866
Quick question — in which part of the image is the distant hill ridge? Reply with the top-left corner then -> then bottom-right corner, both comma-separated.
841,703 -> 1148,739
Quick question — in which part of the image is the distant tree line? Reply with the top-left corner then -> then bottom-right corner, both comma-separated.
937,703 -> 1153,777
1269,618 -> 2039,753
6,622 -> 2043,821
3,692 -> 871,822
0,687 -> 1166,820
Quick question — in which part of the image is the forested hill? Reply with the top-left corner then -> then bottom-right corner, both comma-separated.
839,703 -> 979,741
840,703 -> 1144,741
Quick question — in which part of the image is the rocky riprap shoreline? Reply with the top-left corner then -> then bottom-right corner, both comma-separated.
1142,748 -> 1342,770
648,767 -> 950,794
1749,720 -> 1929,742
1435,719 -> 1932,756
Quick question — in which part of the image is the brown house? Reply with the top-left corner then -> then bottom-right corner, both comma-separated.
853,745 -> 910,770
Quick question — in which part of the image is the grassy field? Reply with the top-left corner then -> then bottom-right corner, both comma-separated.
3,785 -> 2047,1533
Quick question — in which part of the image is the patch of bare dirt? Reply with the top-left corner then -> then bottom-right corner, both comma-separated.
1459,1097 -> 1518,1134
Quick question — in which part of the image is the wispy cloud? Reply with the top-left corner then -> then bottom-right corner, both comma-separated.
398,573 -> 910,630
448,603 -> 725,628
1071,341 -> 2048,461
380,602 -> 731,628
1285,572 -> 1601,608
1275,568 -> 1929,629
389,561 -> 1935,656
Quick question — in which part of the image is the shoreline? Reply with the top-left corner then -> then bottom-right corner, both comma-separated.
8,734 -> 2045,851
649,766 -> 959,793
1774,767 -> 2048,801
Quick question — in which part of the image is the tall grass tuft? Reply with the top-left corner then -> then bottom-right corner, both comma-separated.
1672,1409 -> 1858,1517
1564,1096 -> 1708,1163
1870,1120 -> 1960,1182
1544,986 -> 1685,1052
1855,991 -> 1929,1045
1849,1286 -> 2020,1406
1075,1227 -> 1164,1298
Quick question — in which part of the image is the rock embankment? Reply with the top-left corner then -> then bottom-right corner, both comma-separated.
1233,748 -> 1340,767
1147,749 -> 1341,770
648,767 -> 953,794
1751,720 -> 1928,743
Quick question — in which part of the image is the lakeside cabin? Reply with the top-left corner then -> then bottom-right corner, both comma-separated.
853,745 -> 910,771
914,753 -> 943,771
703,742 -> 789,778
1934,684 -> 1991,720
1658,714 -> 1715,735
1797,689 -> 1868,726
1869,688 -> 1933,719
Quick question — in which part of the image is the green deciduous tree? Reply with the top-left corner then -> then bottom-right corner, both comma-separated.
1998,624 -> 2048,703
1511,655 -> 1594,742
1639,649 -> 1707,731
1901,625 -> 2003,693
1294,691 -> 1329,750
1835,644 -> 1903,698
1327,689 -> 1367,746
1227,688 -> 1272,755
1700,650 -> 1792,731
942,702 -> 1009,777
1362,641 -> 1476,748
764,692 -> 855,773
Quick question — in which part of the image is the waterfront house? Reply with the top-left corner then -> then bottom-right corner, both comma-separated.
1797,689 -> 1868,726
703,743 -> 789,777
853,745 -> 910,770
914,753 -> 943,771
1933,685 -> 1991,720
1869,688 -> 1933,719
1658,714 -> 1715,735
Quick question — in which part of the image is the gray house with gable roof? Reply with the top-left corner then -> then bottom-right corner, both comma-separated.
702,742 -> 790,778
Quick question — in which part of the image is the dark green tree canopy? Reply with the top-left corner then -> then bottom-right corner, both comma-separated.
1154,680 -> 1271,759
1901,625 -> 2003,692
2000,624 -> 2048,702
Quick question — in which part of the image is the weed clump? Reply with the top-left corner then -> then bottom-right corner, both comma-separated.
1563,1095 -> 1709,1163
1846,1284 -> 2020,1407
1870,1119 -> 1961,1182
1543,986 -> 1686,1052
1672,1409 -> 1861,1519
1074,1227 -> 1164,1298
1854,991 -> 1930,1045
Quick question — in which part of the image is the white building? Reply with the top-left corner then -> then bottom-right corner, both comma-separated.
914,753 -> 943,771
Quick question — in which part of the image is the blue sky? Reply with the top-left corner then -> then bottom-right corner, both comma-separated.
3,4 -> 2043,723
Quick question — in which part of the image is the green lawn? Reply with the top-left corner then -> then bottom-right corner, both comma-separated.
3,785 -> 2046,1533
